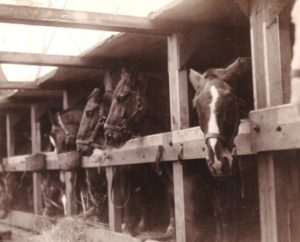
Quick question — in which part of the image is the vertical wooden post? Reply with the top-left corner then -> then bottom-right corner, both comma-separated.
31,104 -> 43,214
106,166 -> 122,232
5,113 -> 15,157
250,0 -> 299,241
63,90 -> 78,215
104,70 -> 122,232
167,33 -> 189,242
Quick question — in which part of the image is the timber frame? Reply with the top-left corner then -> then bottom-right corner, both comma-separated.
0,1 -> 299,242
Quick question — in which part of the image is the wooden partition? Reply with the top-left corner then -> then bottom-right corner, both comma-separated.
1,1 -> 300,241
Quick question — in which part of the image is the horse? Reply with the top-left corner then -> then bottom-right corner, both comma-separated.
76,86 -> 112,156
46,108 -> 84,217
189,57 -> 259,242
104,68 -> 173,236
49,98 -> 108,222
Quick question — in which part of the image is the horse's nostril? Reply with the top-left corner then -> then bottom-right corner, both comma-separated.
106,132 -> 113,141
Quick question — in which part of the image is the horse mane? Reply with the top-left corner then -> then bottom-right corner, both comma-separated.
59,107 -> 83,125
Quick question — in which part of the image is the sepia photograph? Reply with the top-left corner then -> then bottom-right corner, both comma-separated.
0,0 -> 299,241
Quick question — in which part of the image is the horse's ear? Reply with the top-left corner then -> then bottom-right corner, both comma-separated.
223,57 -> 252,89
48,110 -> 59,126
189,69 -> 206,91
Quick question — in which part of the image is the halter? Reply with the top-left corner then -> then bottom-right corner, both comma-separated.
104,88 -> 143,137
57,114 -> 77,145
76,109 -> 107,148
205,132 -> 236,152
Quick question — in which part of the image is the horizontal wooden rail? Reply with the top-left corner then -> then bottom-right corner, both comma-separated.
0,4 -> 190,35
2,104 -> 300,171
2,123 -> 250,171
250,104 -> 300,152
0,51 -> 104,69
0,81 -> 39,90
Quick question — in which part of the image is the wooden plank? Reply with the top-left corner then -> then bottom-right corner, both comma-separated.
250,0 -> 267,109
63,90 -> 77,216
0,100 -> 61,110
0,4 -> 190,35
31,105 -> 43,215
249,1 -> 298,242
1,123 -> 251,171
5,113 -> 15,156
0,51 -> 104,69
250,104 -> 300,152
167,33 -> 189,242
0,81 -> 39,89
279,1 -> 293,103
5,90 -> 63,99
106,167 -> 122,232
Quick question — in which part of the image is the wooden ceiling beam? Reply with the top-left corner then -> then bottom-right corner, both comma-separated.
0,99 -> 61,109
0,51 -> 104,69
0,81 -> 39,89
0,4 -> 190,35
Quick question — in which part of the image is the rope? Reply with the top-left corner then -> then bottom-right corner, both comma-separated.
110,170 -> 131,209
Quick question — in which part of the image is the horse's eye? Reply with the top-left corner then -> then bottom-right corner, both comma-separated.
86,109 -> 94,118
116,93 -> 129,103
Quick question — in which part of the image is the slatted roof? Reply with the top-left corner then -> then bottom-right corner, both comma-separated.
0,0 -> 249,106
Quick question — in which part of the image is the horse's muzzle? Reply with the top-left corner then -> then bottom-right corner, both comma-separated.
105,129 -> 123,147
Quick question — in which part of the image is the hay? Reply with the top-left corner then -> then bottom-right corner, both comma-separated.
25,217 -> 93,242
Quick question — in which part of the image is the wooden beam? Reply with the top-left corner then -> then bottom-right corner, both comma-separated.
0,81 -> 39,89
63,90 -> 78,216
5,113 -> 15,156
106,167 -> 122,232
167,33 -> 189,242
250,104 -> 300,152
0,100 -> 61,110
250,1 -> 300,242
31,105 -> 43,215
1,123 -> 251,171
0,4 -> 190,35
0,51 -> 104,69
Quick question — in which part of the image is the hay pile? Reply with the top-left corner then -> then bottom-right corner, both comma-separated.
25,217 -> 95,242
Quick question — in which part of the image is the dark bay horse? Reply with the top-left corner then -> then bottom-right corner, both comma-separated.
189,57 -> 259,242
46,108 -> 84,216
76,86 -> 112,155
104,68 -> 173,236
49,99 -> 108,222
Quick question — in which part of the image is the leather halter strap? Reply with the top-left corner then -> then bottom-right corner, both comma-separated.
205,132 -> 235,150
104,89 -> 143,135
57,114 -> 77,143
205,133 -> 227,144
76,114 -> 107,147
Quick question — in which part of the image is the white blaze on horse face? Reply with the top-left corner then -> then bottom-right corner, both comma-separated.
49,136 -> 57,153
208,86 -> 220,165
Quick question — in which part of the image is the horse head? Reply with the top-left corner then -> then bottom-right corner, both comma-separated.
189,57 -> 252,177
49,109 -> 83,154
104,68 -> 149,147
76,84 -> 112,156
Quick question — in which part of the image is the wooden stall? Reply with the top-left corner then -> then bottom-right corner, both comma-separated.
0,0 -> 299,241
